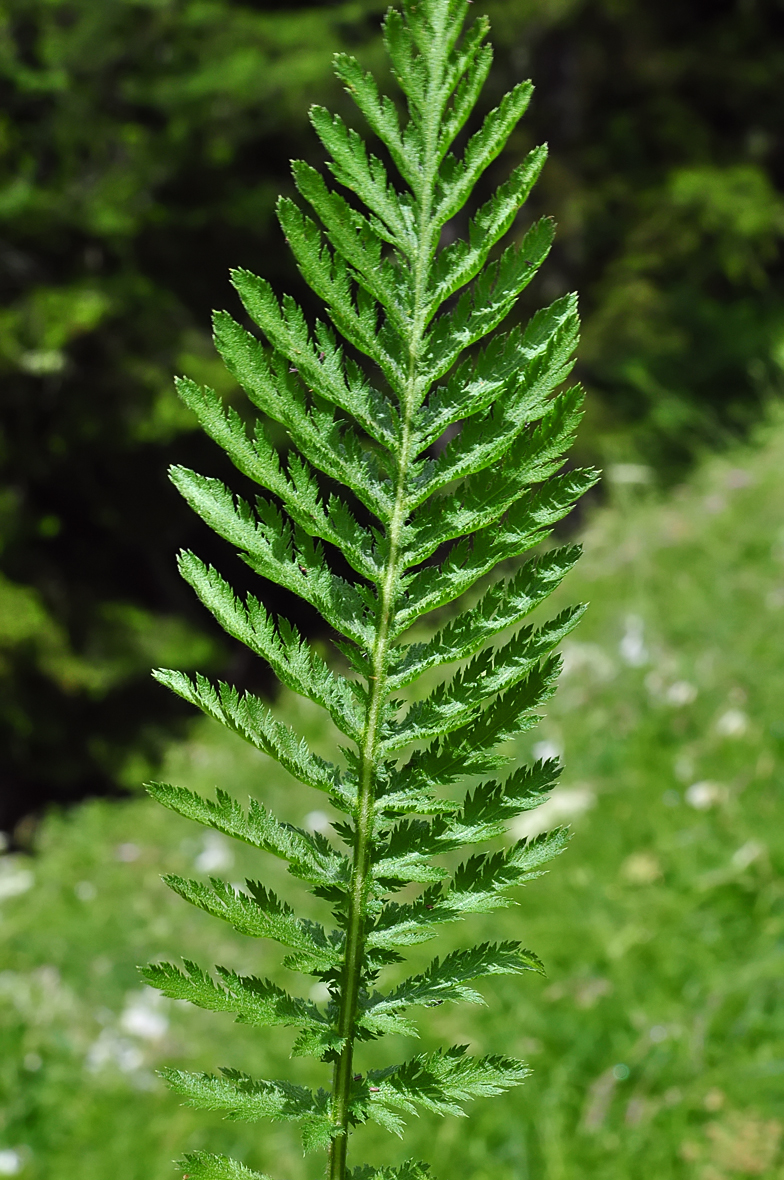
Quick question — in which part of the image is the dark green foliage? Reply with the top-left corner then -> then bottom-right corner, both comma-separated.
145,3 -> 594,1176
482,0 -> 784,473
0,0 -> 383,833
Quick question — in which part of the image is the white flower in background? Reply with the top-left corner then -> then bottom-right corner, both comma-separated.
560,642 -> 615,681
673,752 -> 696,782
85,989 -> 169,1077
532,740 -> 561,763
765,587 -> 784,610
621,852 -> 662,885
715,708 -> 748,737
0,1150 -> 24,1176
731,841 -> 765,870
620,615 -> 649,666
115,843 -> 140,862
194,831 -> 233,873
85,1029 -> 144,1074
120,988 -> 169,1041
0,859 -> 34,902
724,467 -> 752,489
606,463 -> 652,485
666,681 -> 697,706
511,787 -> 596,840
685,781 -> 725,810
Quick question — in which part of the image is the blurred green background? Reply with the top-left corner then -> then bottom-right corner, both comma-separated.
1,0 -> 783,1177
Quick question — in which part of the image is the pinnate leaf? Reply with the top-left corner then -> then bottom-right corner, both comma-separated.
149,3 -> 594,1175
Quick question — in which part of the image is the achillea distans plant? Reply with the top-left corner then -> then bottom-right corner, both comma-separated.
142,2 -> 596,1177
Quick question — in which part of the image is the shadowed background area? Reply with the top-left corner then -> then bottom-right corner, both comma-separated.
1,0 -> 783,828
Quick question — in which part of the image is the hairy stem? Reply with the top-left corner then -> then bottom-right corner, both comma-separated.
327,18 -> 448,1180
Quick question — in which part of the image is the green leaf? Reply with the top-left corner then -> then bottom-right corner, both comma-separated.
365,942 -> 543,1018
384,657 -> 562,805
427,147 -> 547,316
145,781 -> 349,886
395,468 -> 600,633
436,24 -> 494,160
277,195 -> 405,385
389,545 -> 581,688
177,1151 -> 275,1180
212,311 -> 394,520
414,293 -> 578,451
175,378 -> 380,581
348,1163 -> 432,1180
177,553 -> 363,738
290,1025 -> 347,1060
507,825 -> 572,873
152,669 -> 354,809
161,876 -> 343,974
231,267 -> 398,447
451,757 -> 563,836
411,300 -> 580,499
289,162 -> 408,332
300,1109 -> 340,1153
384,605 -> 586,751
351,1047 -> 530,1130
331,53 -> 414,192
435,80 -> 535,223
403,388 -> 585,567
380,9 -> 425,114
162,1067 -> 322,1125
148,3 -> 596,1173
368,827 -> 567,953
372,757 -> 561,874
142,960 -> 323,1030
447,827 -> 570,908
309,102 -> 414,240
168,467 -> 374,646
420,219 -> 555,386
355,1009 -> 421,1039
366,885 -> 462,952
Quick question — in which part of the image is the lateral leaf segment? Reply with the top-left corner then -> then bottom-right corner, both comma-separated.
177,1154 -> 274,1180
147,3 -> 593,1179
360,941 -> 544,1032
177,552 -> 364,738
163,1067 -> 334,1150
146,782 -> 349,887
142,961 -> 323,1031
349,1047 -> 531,1133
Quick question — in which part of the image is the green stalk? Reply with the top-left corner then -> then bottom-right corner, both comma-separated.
327,20 -> 449,1180
326,298 -> 422,1180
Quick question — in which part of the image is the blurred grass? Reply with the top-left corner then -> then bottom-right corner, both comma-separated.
1,415 -> 784,1180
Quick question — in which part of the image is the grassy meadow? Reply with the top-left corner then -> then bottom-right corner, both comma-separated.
1,416 -> 783,1180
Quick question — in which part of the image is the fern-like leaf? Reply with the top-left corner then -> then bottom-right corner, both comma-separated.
144,2 -> 595,1178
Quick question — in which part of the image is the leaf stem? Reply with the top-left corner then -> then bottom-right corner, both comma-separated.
327,13 -> 448,1178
